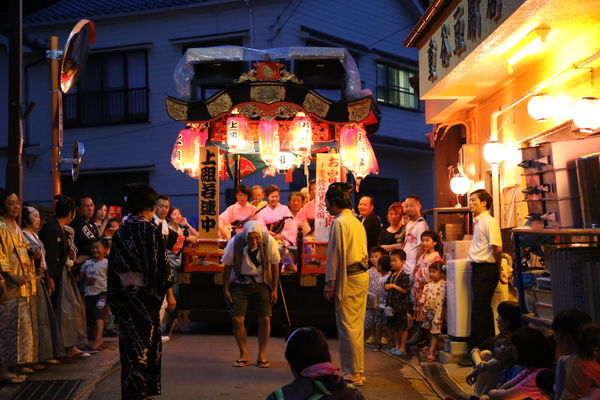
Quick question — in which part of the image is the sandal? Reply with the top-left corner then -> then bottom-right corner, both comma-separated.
257,360 -> 271,368
18,367 -> 34,374
343,375 -> 366,387
232,359 -> 248,367
1,373 -> 27,384
44,359 -> 60,365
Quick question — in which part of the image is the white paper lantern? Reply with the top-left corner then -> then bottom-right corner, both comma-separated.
483,141 -> 506,164
450,174 -> 471,195
527,93 -> 554,122
273,152 -> 294,173
573,96 -> 600,133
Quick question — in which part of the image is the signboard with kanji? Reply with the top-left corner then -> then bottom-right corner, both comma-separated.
314,153 -> 343,241
198,146 -> 220,239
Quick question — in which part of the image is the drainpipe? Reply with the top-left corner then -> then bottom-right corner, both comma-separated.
243,0 -> 254,48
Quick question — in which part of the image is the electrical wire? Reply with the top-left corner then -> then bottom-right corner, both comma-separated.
268,0 -> 304,43
367,24 -> 414,48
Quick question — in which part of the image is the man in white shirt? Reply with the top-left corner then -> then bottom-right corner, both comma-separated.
222,221 -> 280,368
467,189 -> 502,352
402,195 -> 429,276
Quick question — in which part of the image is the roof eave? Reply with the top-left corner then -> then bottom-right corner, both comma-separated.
403,0 -> 459,48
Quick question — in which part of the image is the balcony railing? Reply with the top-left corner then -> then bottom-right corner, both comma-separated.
376,85 -> 419,111
64,87 -> 149,127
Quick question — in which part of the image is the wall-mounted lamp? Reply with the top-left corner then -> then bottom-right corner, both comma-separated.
527,93 -> 555,122
449,164 -> 472,207
503,26 -> 551,73
483,140 -> 507,165
573,96 -> 600,133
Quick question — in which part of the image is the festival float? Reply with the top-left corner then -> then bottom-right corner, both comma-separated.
165,47 -> 380,328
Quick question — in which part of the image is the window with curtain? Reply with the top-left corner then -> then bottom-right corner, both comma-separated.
376,63 -> 419,111
64,50 -> 149,127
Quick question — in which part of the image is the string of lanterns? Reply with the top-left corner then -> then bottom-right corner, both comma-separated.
171,109 -> 379,182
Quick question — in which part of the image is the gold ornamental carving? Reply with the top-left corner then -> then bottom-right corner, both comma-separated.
347,98 -> 371,121
166,99 -> 188,120
206,93 -> 233,117
276,104 -> 302,119
250,85 -> 286,104
303,93 -> 330,118
237,103 -> 261,119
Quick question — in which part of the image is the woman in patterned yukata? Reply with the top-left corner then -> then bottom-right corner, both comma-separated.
0,189 -> 37,384
108,183 -> 173,400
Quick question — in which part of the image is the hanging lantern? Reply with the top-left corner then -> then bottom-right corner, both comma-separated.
527,93 -> 554,122
273,152 -> 295,173
226,108 -> 252,153
573,96 -> 600,133
450,173 -> 471,195
483,140 -> 506,164
258,119 -> 280,165
170,128 -> 208,178
339,124 -> 379,182
290,112 -> 312,157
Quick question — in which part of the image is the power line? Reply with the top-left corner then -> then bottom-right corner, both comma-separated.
367,24 -> 414,48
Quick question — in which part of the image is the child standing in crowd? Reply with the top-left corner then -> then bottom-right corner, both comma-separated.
79,238 -> 109,351
552,309 -> 593,398
488,327 -> 554,400
366,246 -> 385,345
384,249 -> 410,356
418,261 -> 447,362
410,230 -> 443,345
373,255 -> 392,351
559,322 -> 600,400
466,332 -> 523,396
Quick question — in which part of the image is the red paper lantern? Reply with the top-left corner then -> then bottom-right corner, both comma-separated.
258,119 -> 280,165
226,109 -> 252,153
290,112 -> 312,157
170,128 -> 207,178
339,124 -> 379,182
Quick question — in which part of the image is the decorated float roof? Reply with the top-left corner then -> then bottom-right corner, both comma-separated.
165,46 -> 381,136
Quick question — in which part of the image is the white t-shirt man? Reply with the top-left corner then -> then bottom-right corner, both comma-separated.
468,210 -> 502,263
403,217 -> 429,275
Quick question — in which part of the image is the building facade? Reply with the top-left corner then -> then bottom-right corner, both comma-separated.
1,0 -> 434,218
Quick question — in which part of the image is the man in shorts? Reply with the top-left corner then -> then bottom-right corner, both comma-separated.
222,221 -> 280,368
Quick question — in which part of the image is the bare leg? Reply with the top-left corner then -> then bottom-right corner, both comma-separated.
398,329 -> 408,352
430,333 -> 439,353
232,316 -> 248,361
257,316 -> 270,362
94,318 -> 105,349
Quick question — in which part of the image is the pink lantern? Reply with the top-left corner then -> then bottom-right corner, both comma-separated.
258,119 -> 280,166
339,124 -> 379,182
170,128 -> 208,178
226,109 -> 252,153
290,112 -> 312,157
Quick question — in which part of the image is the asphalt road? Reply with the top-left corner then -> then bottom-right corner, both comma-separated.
88,333 -> 438,400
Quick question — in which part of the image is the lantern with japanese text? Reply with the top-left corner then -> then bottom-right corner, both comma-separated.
339,124 -> 379,183
290,112 -> 312,157
258,119 -> 280,166
170,128 -> 208,178
226,109 -> 252,153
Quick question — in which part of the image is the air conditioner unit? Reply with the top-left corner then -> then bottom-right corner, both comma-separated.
458,143 -> 481,181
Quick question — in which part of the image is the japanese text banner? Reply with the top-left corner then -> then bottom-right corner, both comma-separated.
314,153 -> 343,241
198,146 -> 220,239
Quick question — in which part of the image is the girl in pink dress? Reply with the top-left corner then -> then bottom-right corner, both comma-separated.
418,261 -> 447,362
410,231 -> 443,344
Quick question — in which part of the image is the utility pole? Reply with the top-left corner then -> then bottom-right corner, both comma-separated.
50,35 -> 61,198
6,0 -> 23,198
